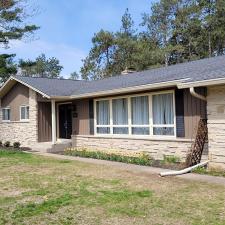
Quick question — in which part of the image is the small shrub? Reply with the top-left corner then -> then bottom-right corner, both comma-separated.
13,142 -> 21,149
162,155 -> 181,164
0,141 -> 2,147
64,148 -> 153,166
4,141 -> 10,148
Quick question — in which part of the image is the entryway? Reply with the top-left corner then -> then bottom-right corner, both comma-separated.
58,103 -> 72,139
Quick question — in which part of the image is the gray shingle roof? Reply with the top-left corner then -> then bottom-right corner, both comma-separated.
13,55 -> 225,97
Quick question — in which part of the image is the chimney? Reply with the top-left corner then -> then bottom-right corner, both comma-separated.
121,67 -> 136,75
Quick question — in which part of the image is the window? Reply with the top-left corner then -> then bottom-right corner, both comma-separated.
96,100 -> 110,134
131,96 -> 149,135
20,106 -> 29,121
152,93 -> 174,136
2,108 -> 10,121
112,98 -> 128,134
94,91 -> 175,137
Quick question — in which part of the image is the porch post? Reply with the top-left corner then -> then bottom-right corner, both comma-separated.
51,100 -> 56,144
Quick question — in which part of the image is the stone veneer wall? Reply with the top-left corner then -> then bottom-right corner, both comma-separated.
207,85 -> 225,170
0,89 -> 38,147
72,135 -> 192,161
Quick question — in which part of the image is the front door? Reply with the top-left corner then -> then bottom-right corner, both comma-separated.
58,104 -> 72,139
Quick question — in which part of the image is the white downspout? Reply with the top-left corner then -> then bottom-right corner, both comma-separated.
189,87 -> 206,101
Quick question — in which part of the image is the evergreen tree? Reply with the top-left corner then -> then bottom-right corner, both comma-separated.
18,54 -> 63,78
0,54 -> 17,84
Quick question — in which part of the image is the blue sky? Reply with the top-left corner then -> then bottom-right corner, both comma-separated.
2,0 -> 153,77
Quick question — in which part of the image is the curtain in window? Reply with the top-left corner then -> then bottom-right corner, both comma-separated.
153,93 -> 174,125
131,96 -> 149,125
97,100 -> 109,125
2,109 -> 10,121
153,93 -> 174,136
112,98 -> 128,125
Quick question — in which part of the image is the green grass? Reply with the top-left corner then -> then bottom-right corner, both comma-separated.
193,167 -> 225,178
0,149 -> 225,225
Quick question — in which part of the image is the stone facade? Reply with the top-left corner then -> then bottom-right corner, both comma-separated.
72,135 -> 192,161
0,89 -> 38,147
207,85 -> 225,170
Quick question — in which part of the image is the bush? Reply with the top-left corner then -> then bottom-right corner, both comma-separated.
0,141 -> 2,147
162,155 -> 180,164
13,142 -> 21,149
4,141 -> 11,148
64,148 -> 153,166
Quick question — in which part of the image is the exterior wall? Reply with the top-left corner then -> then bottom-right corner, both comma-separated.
0,88 -> 38,147
72,99 -> 90,135
72,135 -> 192,161
1,83 -> 29,121
207,85 -> 225,170
183,88 -> 207,139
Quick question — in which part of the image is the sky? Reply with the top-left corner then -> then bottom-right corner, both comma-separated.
1,0 -> 153,78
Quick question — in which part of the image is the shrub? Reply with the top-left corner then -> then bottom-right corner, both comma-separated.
0,141 -> 2,147
4,141 -> 11,148
64,148 -> 153,166
162,155 -> 181,164
13,142 -> 21,149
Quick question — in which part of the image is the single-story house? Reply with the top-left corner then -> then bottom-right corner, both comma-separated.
1,56 -> 225,170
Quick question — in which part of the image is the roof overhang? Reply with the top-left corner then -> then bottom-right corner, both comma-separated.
68,78 -> 190,100
0,76 -> 50,99
177,77 -> 225,89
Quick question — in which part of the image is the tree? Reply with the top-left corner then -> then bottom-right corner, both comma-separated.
0,54 -> 17,84
0,0 -> 39,83
80,29 -> 115,80
0,0 -> 39,47
18,54 -> 63,78
69,71 -> 79,80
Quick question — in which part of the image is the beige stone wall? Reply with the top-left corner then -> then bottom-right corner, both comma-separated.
207,85 -> 225,170
0,89 -> 38,147
72,135 -> 192,161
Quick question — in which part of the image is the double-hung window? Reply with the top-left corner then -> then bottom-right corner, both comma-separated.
20,105 -> 29,121
2,108 -> 10,121
95,91 -> 175,137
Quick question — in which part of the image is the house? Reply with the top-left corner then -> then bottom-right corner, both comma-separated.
0,55 -> 225,170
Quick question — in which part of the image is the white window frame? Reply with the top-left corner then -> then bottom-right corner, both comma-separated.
94,90 -> 176,138
2,107 -> 11,122
20,105 -> 29,121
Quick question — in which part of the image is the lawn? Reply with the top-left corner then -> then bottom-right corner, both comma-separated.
0,150 -> 225,225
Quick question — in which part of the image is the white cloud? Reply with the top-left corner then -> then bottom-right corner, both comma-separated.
1,40 -> 87,77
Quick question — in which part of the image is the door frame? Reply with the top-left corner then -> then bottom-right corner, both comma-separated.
57,102 -> 72,140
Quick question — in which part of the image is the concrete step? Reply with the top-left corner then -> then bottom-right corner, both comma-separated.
47,142 -> 72,153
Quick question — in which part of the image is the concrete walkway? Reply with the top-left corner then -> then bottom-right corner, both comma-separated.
30,151 -> 225,187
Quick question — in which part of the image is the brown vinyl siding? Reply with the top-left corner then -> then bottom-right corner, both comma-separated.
38,102 -> 52,142
183,88 -> 206,139
1,83 -> 29,121
72,99 -> 90,135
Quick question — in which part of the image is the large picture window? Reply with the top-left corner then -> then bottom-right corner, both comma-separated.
96,100 -> 110,134
95,91 -> 175,137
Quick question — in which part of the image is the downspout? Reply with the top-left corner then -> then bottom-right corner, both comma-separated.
189,87 -> 206,101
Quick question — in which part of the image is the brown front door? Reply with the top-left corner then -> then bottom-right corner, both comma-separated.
38,102 -> 52,142
58,104 -> 72,139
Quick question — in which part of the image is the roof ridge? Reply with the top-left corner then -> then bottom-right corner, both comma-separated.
13,75 -> 86,82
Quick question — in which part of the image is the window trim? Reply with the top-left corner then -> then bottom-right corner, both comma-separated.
94,90 -> 176,138
2,107 -> 11,122
20,105 -> 29,121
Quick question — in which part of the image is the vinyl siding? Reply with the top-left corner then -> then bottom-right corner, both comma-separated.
1,83 -> 29,121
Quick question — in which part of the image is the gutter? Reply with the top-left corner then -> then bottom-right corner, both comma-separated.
69,78 -> 190,100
